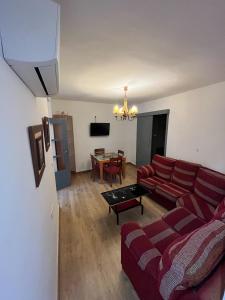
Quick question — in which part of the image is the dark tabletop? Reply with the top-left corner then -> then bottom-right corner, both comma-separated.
101,184 -> 150,206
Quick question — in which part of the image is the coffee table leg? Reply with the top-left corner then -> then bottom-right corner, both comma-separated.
117,212 -> 119,225
140,196 -> 144,215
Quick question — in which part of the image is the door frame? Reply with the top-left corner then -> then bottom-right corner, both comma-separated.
137,109 -> 170,160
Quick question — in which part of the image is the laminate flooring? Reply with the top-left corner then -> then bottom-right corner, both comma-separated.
58,165 -> 166,300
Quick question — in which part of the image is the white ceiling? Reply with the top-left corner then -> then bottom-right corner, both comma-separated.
57,0 -> 225,103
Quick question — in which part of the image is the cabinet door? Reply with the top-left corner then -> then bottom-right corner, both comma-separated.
51,118 -> 71,190
136,115 -> 153,166
53,114 -> 76,173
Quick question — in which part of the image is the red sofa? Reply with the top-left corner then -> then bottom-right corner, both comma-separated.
121,155 -> 225,300
137,154 -> 225,217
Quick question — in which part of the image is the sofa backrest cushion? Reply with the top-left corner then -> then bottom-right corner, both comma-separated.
158,219 -> 225,300
171,160 -> 200,191
152,155 -> 176,181
194,168 -> 225,207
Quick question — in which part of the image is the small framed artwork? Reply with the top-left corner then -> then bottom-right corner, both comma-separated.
42,116 -> 50,151
28,125 -> 45,187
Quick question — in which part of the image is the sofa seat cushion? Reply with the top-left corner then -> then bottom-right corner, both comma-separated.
155,182 -> 190,203
121,222 -> 161,279
143,219 -> 180,254
178,193 -> 215,222
172,160 -> 200,191
158,219 -> 225,300
140,175 -> 167,190
162,207 -> 206,235
152,154 -> 176,181
194,167 -> 225,207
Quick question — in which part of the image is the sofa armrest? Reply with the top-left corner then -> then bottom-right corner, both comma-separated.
121,222 -> 161,279
137,164 -> 155,183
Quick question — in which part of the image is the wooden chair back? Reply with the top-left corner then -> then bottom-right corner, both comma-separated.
109,156 -> 122,171
94,148 -> 105,155
90,154 -> 99,181
118,150 -> 124,157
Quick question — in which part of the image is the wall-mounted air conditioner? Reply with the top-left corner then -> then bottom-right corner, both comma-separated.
0,0 -> 60,97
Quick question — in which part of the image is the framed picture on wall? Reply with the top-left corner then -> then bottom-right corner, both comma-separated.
28,125 -> 45,187
42,116 -> 50,151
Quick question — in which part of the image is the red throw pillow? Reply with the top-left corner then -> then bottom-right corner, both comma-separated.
158,219 -> 225,300
137,164 -> 155,178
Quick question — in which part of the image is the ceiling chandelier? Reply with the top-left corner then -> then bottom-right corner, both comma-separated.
113,86 -> 138,121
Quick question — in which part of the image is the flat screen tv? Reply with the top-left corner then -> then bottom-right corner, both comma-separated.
90,123 -> 110,136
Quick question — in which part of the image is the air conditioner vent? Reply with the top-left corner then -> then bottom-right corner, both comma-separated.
34,67 -> 49,95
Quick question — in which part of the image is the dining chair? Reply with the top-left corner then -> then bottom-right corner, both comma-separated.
118,150 -> 124,157
103,156 -> 122,187
94,148 -> 105,155
90,154 -> 99,181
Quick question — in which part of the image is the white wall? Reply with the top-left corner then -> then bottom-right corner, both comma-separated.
0,58 -> 59,300
52,99 -> 137,171
139,81 -> 225,173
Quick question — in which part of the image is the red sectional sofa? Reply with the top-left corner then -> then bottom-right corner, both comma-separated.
137,154 -> 225,217
121,155 -> 225,300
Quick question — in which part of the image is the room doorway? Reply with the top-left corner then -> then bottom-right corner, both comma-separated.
136,110 -> 169,166
151,113 -> 168,160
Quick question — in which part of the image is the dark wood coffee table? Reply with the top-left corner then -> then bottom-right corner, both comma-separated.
101,184 -> 150,225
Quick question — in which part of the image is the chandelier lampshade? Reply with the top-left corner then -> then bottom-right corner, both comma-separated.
113,86 -> 138,120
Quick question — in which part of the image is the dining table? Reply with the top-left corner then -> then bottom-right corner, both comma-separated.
93,152 -> 126,183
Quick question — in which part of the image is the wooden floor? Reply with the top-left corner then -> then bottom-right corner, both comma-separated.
58,164 -> 167,300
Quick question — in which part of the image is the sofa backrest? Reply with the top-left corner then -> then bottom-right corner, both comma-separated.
152,154 -> 176,181
171,160 -> 200,191
194,167 -> 225,208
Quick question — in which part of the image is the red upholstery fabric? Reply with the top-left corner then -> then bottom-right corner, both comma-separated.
172,160 -> 200,191
214,197 -> 225,222
152,154 -> 176,181
121,241 -> 163,300
178,193 -> 215,222
121,218 -> 225,300
121,223 -> 161,279
155,182 -> 189,203
158,220 -> 225,300
162,207 -> 206,235
104,165 -> 120,174
143,219 -> 180,253
140,176 -> 167,190
131,156 -> 225,300
194,257 -> 225,300
114,199 -> 140,212
137,164 -> 155,183
121,222 -> 143,244
194,168 -> 225,207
